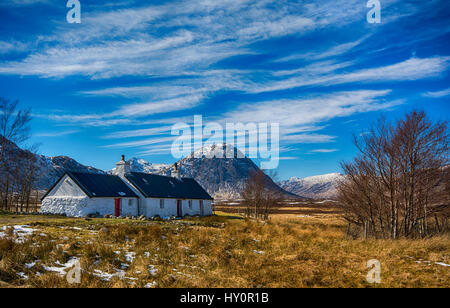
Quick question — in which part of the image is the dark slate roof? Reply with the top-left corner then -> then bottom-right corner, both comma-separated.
125,172 -> 213,200
42,172 -> 138,200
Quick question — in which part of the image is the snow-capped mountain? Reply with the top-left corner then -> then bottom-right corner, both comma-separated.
158,143 -> 296,199
111,157 -> 170,174
278,173 -> 345,200
0,137 -> 103,190
34,155 -> 104,189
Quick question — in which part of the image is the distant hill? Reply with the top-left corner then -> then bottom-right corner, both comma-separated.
1,137 -> 103,190
34,155 -> 104,189
111,157 -> 170,175
278,173 -> 345,200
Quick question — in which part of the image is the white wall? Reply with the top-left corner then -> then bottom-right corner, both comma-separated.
41,196 -> 89,217
144,198 -> 213,218
41,196 -> 212,218
88,198 -> 138,217
145,198 -> 175,218
117,175 -> 146,216
202,200 -> 213,216
41,197 -> 138,217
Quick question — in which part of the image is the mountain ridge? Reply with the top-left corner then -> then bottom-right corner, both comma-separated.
3,138 -> 338,199
278,173 -> 345,200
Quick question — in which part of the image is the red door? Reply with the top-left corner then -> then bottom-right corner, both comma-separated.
199,200 -> 203,216
177,200 -> 182,217
114,198 -> 121,217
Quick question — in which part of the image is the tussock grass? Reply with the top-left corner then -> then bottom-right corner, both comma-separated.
0,212 -> 448,288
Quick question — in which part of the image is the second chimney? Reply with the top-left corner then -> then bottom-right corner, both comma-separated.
172,163 -> 181,179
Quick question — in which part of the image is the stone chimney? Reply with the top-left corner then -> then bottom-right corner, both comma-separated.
172,162 -> 181,179
113,154 -> 131,177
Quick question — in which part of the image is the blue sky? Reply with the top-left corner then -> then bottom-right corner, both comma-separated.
0,0 -> 449,180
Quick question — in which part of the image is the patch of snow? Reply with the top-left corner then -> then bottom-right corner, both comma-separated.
435,262 -> 450,267
145,281 -> 157,288
124,252 -> 136,263
92,269 -> 116,281
0,225 -> 38,243
25,261 -> 38,269
253,250 -> 265,255
149,265 -> 158,276
43,257 -> 79,276
92,268 -> 136,282
17,272 -> 29,280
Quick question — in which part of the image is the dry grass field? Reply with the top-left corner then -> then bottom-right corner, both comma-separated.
0,205 -> 449,288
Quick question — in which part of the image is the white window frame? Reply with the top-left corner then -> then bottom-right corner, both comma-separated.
160,199 -> 165,209
188,200 -> 192,209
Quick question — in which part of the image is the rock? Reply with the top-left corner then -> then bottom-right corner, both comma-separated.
100,227 -> 110,233
86,212 -> 100,218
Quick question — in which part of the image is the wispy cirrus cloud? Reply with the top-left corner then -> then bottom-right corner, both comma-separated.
309,149 -> 339,153
0,0 -> 52,6
1,0 -> 448,167
224,90 -> 399,127
423,87 -> 450,98
34,129 -> 80,138
275,36 -> 369,63
100,90 -> 399,153
0,0 -> 420,79
0,41 -> 29,55
248,56 -> 450,93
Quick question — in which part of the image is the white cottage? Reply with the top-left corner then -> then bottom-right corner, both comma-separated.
41,156 -> 213,218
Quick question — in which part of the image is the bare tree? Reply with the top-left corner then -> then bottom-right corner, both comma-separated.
338,111 -> 449,239
242,169 -> 282,220
0,97 -> 33,211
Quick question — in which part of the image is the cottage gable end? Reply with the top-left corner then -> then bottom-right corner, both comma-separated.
46,174 -> 88,198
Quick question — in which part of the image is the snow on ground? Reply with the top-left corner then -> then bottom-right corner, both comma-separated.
92,269 -> 121,281
91,268 -> 137,282
25,261 -> 38,269
17,272 -> 29,280
149,265 -> 158,276
124,252 -> 136,263
0,225 -> 39,243
408,257 -> 450,268
434,262 -> 450,267
43,257 -> 79,276
145,281 -> 157,288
